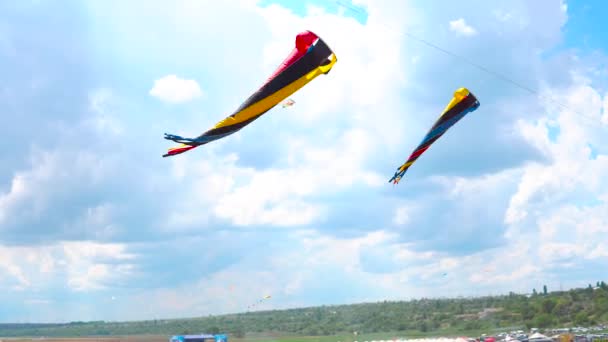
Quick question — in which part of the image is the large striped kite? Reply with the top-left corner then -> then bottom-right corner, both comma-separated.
389,87 -> 481,185
163,30 -> 337,157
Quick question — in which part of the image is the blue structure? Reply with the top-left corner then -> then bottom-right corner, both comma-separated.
169,334 -> 227,342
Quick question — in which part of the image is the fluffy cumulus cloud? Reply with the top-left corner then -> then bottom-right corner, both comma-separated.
0,240 -> 135,320
0,0 -> 607,322
149,74 -> 203,103
449,18 -> 477,36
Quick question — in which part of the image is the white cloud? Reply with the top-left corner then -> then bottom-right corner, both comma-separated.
449,18 -> 477,36
493,10 -> 513,22
506,82 -> 608,227
434,78 -> 608,290
0,150 -> 62,226
0,248 -> 31,290
89,88 -> 112,114
165,127 -> 384,228
393,206 -> 411,225
0,241 -> 135,293
0,148 -> 118,234
105,230 -> 413,319
62,241 -> 136,291
86,88 -> 124,136
149,74 -> 203,103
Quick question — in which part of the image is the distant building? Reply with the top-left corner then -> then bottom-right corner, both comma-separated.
170,334 -> 227,342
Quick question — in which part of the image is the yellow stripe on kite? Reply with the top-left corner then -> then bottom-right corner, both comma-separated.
213,54 -> 338,129
169,143 -> 189,151
440,87 -> 470,117
398,160 -> 415,172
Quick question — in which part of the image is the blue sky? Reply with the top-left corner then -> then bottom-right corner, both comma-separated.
1,0 -> 608,322
562,0 -> 608,52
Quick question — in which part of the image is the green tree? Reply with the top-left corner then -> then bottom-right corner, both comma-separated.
594,297 -> 608,316
541,298 -> 556,314
570,290 -> 580,301
553,300 -> 571,319
233,327 -> 245,338
521,301 -> 536,320
543,285 -> 548,295
534,313 -> 553,328
464,320 -> 482,330
574,312 -> 589,325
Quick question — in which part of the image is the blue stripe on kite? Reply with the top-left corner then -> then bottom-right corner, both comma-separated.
418,111 -> 467,145
193,130 -> 238,144
167,130 -> 237,145
418,104 -> 478,146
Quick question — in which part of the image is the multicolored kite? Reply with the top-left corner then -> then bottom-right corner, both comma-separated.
163,31 -> 337,157
389,87 -> 481,185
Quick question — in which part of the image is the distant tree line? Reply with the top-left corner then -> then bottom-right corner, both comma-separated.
1,282 -> 607,338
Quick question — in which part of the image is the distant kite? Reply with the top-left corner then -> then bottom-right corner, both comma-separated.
389,87 -> 480,185
246,294 -> 272,312
163,31 -> 337,157
282,98 -> 295,108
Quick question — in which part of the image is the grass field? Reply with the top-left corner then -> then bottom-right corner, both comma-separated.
0,338 -> 415,342
0,330 -> 483,342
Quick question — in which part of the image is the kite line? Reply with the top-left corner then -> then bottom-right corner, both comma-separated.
332,0 -> 605,127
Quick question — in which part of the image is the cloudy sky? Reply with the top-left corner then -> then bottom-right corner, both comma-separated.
1,0 -> 608,322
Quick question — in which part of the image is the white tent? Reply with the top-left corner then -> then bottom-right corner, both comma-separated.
529,333 -> 552,342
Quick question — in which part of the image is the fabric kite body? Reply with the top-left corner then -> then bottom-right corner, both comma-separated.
389,87 -> 480,185
163,31 -> 337,157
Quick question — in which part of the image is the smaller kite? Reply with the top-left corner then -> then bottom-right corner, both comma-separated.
282,98 -> 295,108
389,87 -> 480,185
246,294 -> 272,312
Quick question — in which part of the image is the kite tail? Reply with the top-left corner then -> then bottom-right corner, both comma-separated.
389,168 -> 407,185
164,133 -> 202,145
163,144 -> 197,158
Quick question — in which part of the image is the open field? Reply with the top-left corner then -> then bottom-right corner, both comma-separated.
0,337 -> 353,342
0,331 -> 485,342
3,328 -> 608,342
0,336 -> 430,342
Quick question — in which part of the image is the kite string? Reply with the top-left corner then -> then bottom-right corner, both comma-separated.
330,0 -> 604,127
